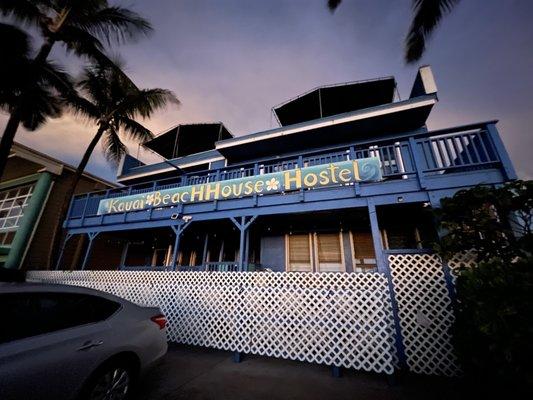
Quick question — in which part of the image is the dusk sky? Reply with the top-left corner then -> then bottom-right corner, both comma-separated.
2,0 -> 533,182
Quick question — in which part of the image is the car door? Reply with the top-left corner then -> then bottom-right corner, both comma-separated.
0,291 -> 121,400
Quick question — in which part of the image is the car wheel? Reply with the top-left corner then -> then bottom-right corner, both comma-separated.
83,364 -> 132,400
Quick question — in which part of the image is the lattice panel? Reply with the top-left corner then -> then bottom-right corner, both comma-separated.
27,271 -> 396,375
388,254 -> 458,376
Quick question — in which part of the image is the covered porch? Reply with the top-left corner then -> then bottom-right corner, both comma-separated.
56,202 -> 437,273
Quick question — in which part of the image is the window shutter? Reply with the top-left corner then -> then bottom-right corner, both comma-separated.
288,234 -> 312,271
352,232 -> 375,258
317,233 -> 342,263
316,233 -> 343,272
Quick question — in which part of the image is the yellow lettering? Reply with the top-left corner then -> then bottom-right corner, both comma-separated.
319,170 -> 330,185
162,194 -> 170,204
190,185 -> 204,202
180,191 -> 189,202
205,183 -> 220,200
339,168 -> 351,183
284,169 -> 302,190
303,172 -> 318,187
171,192 -> 180,203
232,183 -> 244,197
221,185 -> 232,198
352,160 -> 360,181
327,164 -> 339,183
254,180 -> 264,193
243,181 -> 254,195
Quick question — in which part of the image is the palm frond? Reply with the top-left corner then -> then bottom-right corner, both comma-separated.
119,88 -> 180,119
101,126 -> 127,164
18,85 -> 63,130
117,116 -> 153,142
0,23 -> 31,58
405,0 -> 460,63
0,0 -> 49,26
327,0 -> 342,12
72,6 -> 152,45
40,60 -> 75,96
64,92 -> 100,122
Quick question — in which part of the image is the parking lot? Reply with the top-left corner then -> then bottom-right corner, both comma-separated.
132,345 -> 462,400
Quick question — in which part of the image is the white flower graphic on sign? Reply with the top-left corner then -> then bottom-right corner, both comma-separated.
265,178 -> 280,191
145,194 -> 155,206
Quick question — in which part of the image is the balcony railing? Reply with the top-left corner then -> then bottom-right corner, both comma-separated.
67,122 -> 506,222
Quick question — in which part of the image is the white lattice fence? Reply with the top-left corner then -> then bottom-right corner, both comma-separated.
388,254 -> 458,376
27,271 -> 396,374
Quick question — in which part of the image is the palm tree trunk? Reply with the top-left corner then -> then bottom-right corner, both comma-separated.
48,125 -> 107,269
0,111 -> 22,179
0,38 -> 55,179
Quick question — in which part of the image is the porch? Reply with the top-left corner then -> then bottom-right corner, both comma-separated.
56,203 -> 436,275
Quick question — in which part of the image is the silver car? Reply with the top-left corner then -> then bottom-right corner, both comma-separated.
0,283 -> 168,400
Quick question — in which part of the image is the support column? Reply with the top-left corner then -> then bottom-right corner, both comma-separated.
230,216 -> 257,271
170,221 -> 192,270
201,233 -> 209,268
368,199 -> 407,369
486,123 -> 517,180
81,232 -> 99,270
5,172 -> 53,269
119,241 -> 130,270
54,233 -> 73,270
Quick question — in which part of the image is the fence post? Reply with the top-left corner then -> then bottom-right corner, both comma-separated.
368,199 -> 407,370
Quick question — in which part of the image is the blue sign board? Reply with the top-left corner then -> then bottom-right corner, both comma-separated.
98,157 -> 382,215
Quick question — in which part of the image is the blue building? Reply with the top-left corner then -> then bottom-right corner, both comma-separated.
57,66 -> 517,272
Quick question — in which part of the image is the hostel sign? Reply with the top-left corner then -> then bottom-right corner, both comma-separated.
97,157 -> 382,215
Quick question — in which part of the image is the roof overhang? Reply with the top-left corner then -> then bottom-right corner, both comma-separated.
273,77 -> 397,126
216,95 -> 437,161
117,149 -> 225,184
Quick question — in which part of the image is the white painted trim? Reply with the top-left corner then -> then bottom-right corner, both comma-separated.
216,98 -> 437,149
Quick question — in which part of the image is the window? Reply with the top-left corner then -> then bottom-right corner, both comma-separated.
0,183 -> 35,245
286,232 -> 345,272
382,227 -> 420,249
315,233 -> 344,272
350,231 -> 377,273
287,234 -> 312,271
0,292 -> 120,344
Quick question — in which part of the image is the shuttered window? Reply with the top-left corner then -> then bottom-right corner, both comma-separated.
287,234 -> 312,271
316,233 -> 344,272
351,231 -> 377,273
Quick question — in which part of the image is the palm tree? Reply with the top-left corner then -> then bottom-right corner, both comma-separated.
49,62 -> 179,268
327,0 -> 461,63
0,0 -> 152,178
0,23 -> 74,157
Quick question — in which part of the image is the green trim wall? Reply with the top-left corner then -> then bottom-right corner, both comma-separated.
3,172 -> 53,269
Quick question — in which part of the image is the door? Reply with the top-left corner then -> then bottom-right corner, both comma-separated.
0,292 -> 120,400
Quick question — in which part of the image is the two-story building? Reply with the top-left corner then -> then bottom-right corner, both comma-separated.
56,66 -> 517,273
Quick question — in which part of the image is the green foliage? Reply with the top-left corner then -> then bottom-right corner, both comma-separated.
69,62 -> 179,164
436,181 -> 533,391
